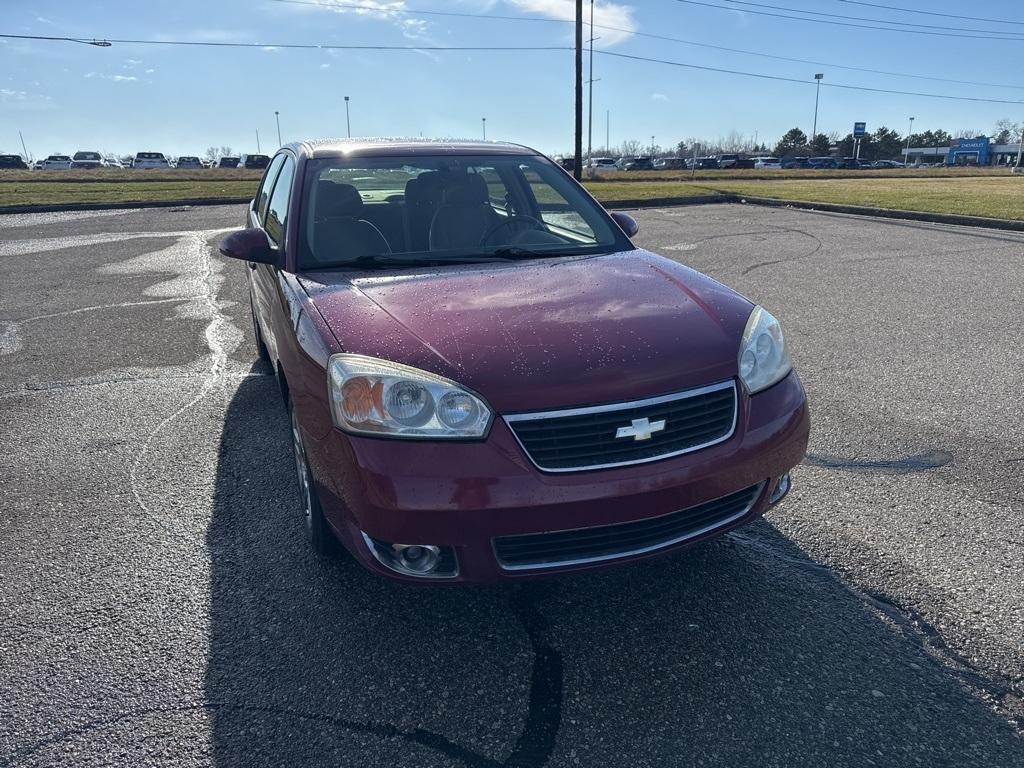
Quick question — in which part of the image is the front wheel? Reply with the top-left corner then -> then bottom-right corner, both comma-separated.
290,401 -> 336,557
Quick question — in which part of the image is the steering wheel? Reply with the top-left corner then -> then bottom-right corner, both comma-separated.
480,215 -> 544,246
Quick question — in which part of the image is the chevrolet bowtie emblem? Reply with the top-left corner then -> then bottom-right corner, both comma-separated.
615,417 -> 667,442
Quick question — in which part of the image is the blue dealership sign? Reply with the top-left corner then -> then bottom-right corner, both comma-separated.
947,136 -> 990,165
853,122 -> 867,138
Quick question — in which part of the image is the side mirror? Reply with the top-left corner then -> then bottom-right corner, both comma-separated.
219,228 -> 278,266
610,211 -> 639,237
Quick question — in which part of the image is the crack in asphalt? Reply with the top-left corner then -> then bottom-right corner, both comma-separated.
2,588 -> 564,768
803,449 -> 953,474
725,531 -> 1024,731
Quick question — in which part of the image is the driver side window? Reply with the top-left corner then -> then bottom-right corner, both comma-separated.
519,165 -> 596,241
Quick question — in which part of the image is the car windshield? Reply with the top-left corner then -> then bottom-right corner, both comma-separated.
297,153 -> 628,270
137,153 -> 164,159
74,152 -> 101,160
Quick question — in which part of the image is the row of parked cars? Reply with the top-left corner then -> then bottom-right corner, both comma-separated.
557,154 -> 912,172
0,151 -> 273,170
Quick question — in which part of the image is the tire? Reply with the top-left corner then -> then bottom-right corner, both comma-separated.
250,291 -> 270,362
289,400 -> 337,557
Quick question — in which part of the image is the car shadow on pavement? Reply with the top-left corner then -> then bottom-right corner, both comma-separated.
205,369 -> 1022,768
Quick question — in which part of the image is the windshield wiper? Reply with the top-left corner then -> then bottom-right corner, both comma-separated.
342,253 -> 515,268
489,247 -> 584,260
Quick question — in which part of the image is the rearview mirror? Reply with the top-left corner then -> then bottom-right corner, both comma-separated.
219,228 -> 278,266
610,211 -> 639,237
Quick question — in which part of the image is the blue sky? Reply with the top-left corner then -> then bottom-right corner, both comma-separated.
3,0 -> 1024,158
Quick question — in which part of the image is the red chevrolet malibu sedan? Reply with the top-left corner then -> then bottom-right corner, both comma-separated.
219,139 -> 810,582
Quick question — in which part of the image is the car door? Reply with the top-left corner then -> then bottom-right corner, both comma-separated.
249,152 -> 294,361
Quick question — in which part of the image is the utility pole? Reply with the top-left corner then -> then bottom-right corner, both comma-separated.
18,130 -> 30,161
651,135 -> 655,157
606,110 -> 610,155
811,73 -> 824,142
573,0 -> 583,181
256,128 -> 261,153
275,111 -> 282,147
904,116 -> 915,165
1016,123 -> 1024,168
586,0 -> 594,164
344,96 -> 351,138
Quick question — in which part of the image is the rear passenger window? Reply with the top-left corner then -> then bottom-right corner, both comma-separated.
265,156 -> 295,247
256,154 -> 287,224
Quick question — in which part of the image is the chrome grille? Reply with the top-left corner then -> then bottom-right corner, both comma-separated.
504,380 -> 737,472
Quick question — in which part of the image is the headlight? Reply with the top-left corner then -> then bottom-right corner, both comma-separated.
327,354 -> 492,439
738,306 -> 792,394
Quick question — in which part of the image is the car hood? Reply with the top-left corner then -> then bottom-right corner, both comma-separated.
299,249 -> 754,413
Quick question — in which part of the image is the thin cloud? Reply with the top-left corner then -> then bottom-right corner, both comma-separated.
320,62 -> 331,68
651,92 -> 668,102
84,72 -> 139,82
505,0 -> 636,46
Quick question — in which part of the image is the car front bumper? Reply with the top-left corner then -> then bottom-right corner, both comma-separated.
305,372 -> 809,583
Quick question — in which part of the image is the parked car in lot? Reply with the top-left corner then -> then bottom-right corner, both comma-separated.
686,156 -> 720,170
133,151 -> 170,169
556,156 -> 576,171
617,156 -> 654,171
781,157 -> 810,169
103,155 -> 124,169
0,154 -> 29,170
807,157 -> 839,169
175,155 -> 203,169
240,153 -> 271,170
872,160 -> 905,169
753,157 -> 781,169
217,156 -> 241,168
71,151 -> 104,169
587,157 -> 618,170
653,157 -> 687,170
717,154 -> 756,169
837,157 -> 872,170
41,154 -> 74,170
218,138 -> 809,582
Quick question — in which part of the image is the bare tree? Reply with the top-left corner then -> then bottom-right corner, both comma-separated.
954,128 -> 979,138
204,146 -> 220,163
619,140 -> 643,157
219,145 -> 234,158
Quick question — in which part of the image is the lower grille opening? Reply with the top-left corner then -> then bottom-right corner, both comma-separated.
493,483 -> 763,570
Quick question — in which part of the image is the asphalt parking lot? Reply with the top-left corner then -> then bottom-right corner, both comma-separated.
1,202 -> 1021,767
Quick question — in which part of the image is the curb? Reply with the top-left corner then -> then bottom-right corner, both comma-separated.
4,192 -> 1024,234
602,193 -> 1024,232
0,197 -> 250,214
599,195 -> 738,209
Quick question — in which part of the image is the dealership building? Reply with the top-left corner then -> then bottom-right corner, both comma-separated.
905,136 -> 1022,166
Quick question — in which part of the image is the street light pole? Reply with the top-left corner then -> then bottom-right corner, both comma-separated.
344,96 -> 351,138
587,0 -> 594,163
904,116 -> 915,165
1016,123 -> 1024,168
651,135 -> 655,157
256,128 -> 261,153
275,111 -> 282,147
482,117 -> 487,141
606,110 -> 610,154
811,73 -> 824,142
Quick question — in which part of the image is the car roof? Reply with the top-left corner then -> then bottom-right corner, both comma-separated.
286,137 -> 539,159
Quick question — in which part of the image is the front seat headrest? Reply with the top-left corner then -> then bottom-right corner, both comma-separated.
442,174 -> 489,206
317,181 -> 364,218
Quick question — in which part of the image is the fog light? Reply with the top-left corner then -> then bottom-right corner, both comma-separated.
769,473 -> 791,505
395,544 -> 441,573
360,533 -> 458,579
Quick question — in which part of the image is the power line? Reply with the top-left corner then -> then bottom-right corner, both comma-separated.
271,0 -> 1024,90
595,50 -> 1024,104
717,0 -> 1024,34
836,0 -> 1024,26
677,0 -> 1024,40
0,32 -> 570,51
